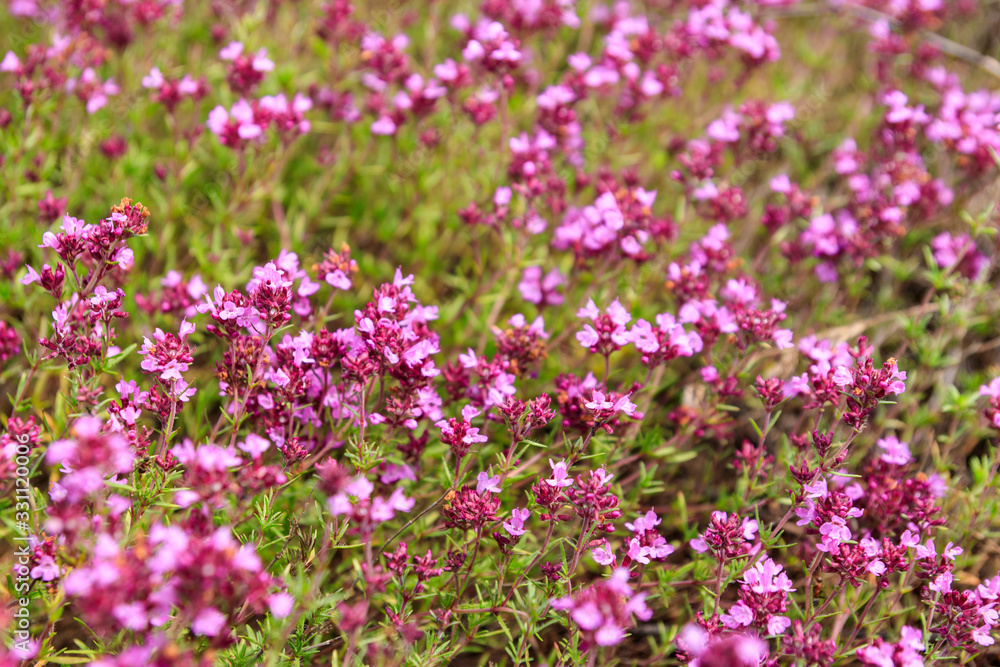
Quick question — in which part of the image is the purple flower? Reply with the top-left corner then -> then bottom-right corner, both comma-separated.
238,434 -> 270,459
191,607 -> 227,637
545,459 -> 574,488
592,541 -> 616,566
550,568 -> 651,647
476,471 -> 502,494
503,508 -> 530,536
371,116 -> 397,135
518,266 -> 565,306
877,435 -> 912,466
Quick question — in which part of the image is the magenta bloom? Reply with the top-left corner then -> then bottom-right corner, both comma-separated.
550,568 -> 652,648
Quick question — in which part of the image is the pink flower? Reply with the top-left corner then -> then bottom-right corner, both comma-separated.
722,601 -> 754,628
626,538 -> 650,564
550,568 -> 651,647
545,459 -> 574,488
238,434 -> 270,459
575,299 -> 633,352
832,366 -> 854,386
981,377 -> 1000,399
220,41 -> 244,60
476,471 -> 502,494
592,541 -> 616,566
518,266 -> 565,306
877,435 -> 912,466
929,572 -> 953,593
268,593 -> 294,618
113,247 -> 134,271
503,508 -> 530,536
141,67 -> 164,89
721,278 -> 757,304
20,265 -> 40,285
1,51 -> 20,72
191,607 -> 227,637
576,325 -> 599,348
767,615 -> 792,635
371,116 -> 397,136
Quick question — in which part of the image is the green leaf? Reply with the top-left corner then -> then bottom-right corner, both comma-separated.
104,343 -> 138,370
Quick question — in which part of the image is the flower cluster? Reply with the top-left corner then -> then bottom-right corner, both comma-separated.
550,568 -> 652,649
207,95 -> 312,147
858,626 -> 926,666
5,0 -> 1000,664
721,557 -> 795,636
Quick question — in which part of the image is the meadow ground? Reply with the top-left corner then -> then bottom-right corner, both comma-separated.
3,0 -> 1000,665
